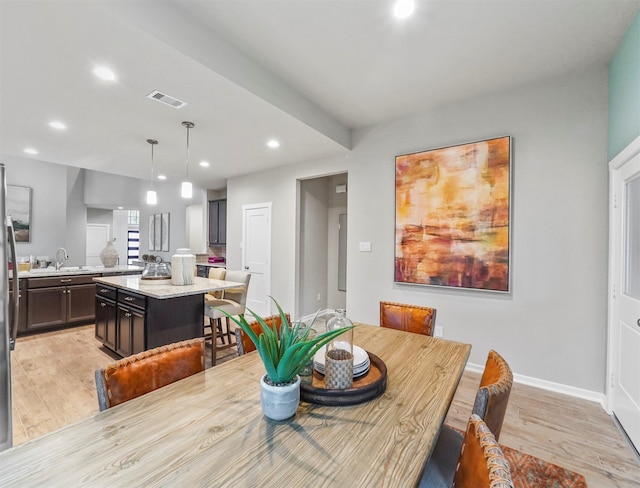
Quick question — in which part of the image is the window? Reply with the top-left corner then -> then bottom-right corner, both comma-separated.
127,210 -> 140,264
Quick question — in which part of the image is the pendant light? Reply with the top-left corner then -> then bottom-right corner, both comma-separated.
181,121 -> 194,198
146,138 -> 158,205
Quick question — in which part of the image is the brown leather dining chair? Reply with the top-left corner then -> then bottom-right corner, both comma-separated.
420,350 -> 513,487
380,301 -> 437,336
235,313 -> 291,356
94,338 -> 205,411
449,414 -> 514,488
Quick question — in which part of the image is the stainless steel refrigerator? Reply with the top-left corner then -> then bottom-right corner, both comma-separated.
1,163 -> 20,452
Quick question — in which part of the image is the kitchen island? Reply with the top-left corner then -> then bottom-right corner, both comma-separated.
93,275 -> 241,357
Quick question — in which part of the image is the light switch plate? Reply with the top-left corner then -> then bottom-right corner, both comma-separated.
359,242 -> 372,252
434,326 -> 444,337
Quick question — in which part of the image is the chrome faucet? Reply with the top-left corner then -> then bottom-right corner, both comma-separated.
55,247 -> 68,270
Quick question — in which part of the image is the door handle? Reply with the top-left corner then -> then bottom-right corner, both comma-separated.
244,266 -> 249,270
124,297 -> 134,301
60,279 -> 72,283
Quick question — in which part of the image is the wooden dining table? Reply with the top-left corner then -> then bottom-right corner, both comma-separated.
0,324 -> 471,487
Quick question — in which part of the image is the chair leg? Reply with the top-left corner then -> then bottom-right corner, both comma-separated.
225,317 -> 234,344
211,318 -> 218,366
217,321 -> 226,344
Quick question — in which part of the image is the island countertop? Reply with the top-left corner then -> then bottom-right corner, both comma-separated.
93,274 -> 242,299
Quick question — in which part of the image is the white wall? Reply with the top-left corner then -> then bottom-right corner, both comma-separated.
227,67 -> 609,393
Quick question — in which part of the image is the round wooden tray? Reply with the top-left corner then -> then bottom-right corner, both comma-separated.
300,351 -> 387,406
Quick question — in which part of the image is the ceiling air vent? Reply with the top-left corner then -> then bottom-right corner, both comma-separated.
146,90 -> 187,109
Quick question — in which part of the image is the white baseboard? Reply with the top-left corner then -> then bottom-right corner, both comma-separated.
465,362 -> 607,410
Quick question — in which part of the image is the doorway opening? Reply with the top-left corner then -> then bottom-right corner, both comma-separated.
296,173 -> 348,317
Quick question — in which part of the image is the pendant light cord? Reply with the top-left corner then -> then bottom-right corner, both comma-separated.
183,121 -> 194,181
147,139 -> 158,188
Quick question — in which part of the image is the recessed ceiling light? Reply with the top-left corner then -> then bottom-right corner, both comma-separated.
199,161 -> 210,167
393,0 -> 415,18
157,174 -> 167,180
267,140 -> 280,148
93,66 -> 117,81
49,120 -> 67,130
117,206 -> 123,210
23,148 -> 38,155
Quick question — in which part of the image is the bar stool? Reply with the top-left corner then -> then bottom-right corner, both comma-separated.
205,270 -> 251,365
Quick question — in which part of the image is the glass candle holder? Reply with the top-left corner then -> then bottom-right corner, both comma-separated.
325,309 -> 354,389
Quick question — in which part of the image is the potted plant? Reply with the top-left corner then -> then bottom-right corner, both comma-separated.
220,298 -> 354,420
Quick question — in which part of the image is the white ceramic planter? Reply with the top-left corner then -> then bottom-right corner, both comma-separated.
260,375 -> 301,421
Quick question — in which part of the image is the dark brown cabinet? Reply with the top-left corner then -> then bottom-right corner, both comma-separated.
208,199 -> 227,245
26,275 -> 100,332
95,285 -> 117,350
95,283 -> 204,357
116,290 -> 146,356
97,288 -> 146,356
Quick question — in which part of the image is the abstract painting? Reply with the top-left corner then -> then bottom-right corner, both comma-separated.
7,185 -> 31,242
395,136 -> 511,292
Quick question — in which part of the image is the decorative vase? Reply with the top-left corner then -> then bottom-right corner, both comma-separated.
171,248 -> 195,286
260,375 -> 300,421
99,240 -> 119,268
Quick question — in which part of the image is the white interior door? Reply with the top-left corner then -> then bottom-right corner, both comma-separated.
242,203 -> 271,316
86,224 -> 109,266
609,141 -> 640,453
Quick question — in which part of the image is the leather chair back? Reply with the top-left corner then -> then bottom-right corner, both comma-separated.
472,350 -> 513,441
380,301 -> 436,336
95,338 -> 205,411
453,414 -> 514,487
236,314 -> 290,355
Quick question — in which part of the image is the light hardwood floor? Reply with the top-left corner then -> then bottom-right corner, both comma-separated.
9,325 -> 640,486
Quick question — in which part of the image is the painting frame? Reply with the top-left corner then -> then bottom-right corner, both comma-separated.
394,136 -> 512,293
154,214 -> 162,253
161,213 -> 170,252
148,214 -> 156,251
7,185 -> 32,242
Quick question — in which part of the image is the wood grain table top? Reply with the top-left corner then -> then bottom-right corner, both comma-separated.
0,325 -> 471,487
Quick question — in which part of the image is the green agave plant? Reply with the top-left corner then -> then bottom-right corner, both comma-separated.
219,298 -> 354,385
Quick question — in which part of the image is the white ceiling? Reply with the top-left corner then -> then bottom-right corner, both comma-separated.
1,0 -> 638,190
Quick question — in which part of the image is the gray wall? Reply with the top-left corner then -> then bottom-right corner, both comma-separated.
327,174 -> 347,310
3,155 -> 68,261
3,156 -> 206,266
227,67 -> 609,394
299,177 -> 330,315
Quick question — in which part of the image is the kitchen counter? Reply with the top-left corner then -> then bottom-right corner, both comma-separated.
93,275 -> 243,356
93,275 -> 240,299
17,264 -> 143,279
196,262 -> 226,267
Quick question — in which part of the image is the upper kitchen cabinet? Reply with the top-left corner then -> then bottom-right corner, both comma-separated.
209,199 -> 227,246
